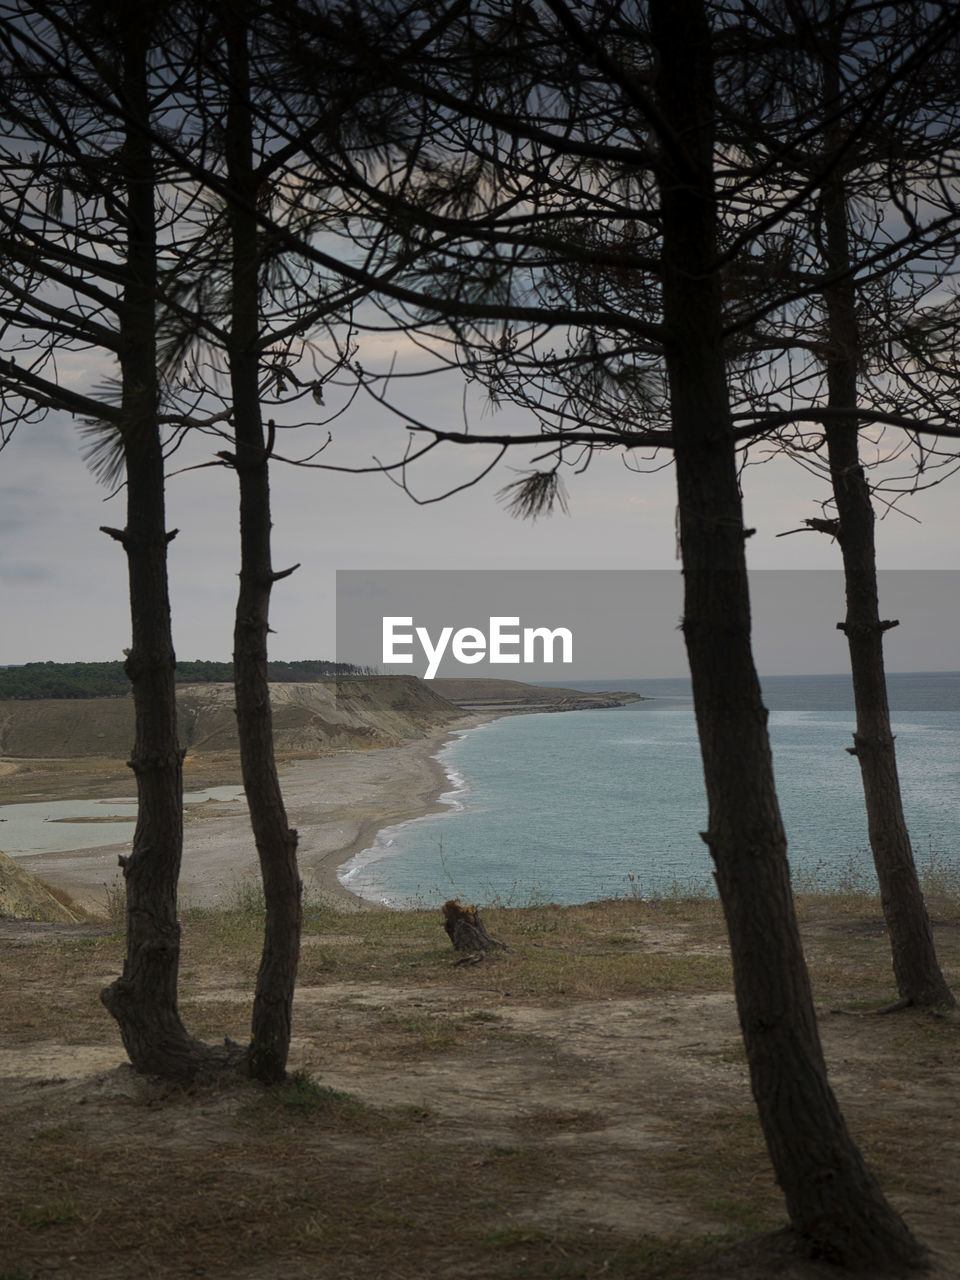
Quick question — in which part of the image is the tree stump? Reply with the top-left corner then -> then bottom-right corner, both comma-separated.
442,899 -> 506,955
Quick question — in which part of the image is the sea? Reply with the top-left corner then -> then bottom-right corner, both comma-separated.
338,671 -> 960,907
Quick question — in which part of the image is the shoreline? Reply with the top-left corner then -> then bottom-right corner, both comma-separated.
4,713 -> 493,915
284,713 -> 492,911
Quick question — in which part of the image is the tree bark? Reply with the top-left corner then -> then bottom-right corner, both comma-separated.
649,0 -> 925,1267
224,3 -> 302,1084
819,45 -> 954,1012
100,3 -> 216,1080
442,899 -> 506,953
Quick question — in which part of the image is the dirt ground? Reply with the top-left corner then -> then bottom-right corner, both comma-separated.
2,897 -> 959,1280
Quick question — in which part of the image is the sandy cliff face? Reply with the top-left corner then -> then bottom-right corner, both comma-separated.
426,677 -> 645,710
0,849 -> 78,921
0,677 -> 462,759
176,677 -> 463,754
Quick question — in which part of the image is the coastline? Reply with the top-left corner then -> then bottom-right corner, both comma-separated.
282,713 -> 492,911
6,713 -> 492,914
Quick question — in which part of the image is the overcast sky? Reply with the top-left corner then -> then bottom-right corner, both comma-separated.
2,346 -> 957,679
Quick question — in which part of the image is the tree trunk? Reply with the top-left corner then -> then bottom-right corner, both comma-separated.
100,4 -> 216,1081
649,0 -> 925,1267
224,4 -> 302,1084
819,49 -> 954,1012
442,899 -> 506,953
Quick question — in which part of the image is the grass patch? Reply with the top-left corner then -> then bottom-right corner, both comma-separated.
31,1124 -> 73,1142
377,1009 -> 463,1053
101,878 -> 126,929
270,1071 -> 365,1116
918,847 -> 960,902
238,1069 -> 441,1139
37,882 -> 96,922
18,1197 -> 82,1230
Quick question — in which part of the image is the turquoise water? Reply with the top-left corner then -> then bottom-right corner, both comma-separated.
338,672 -> 960,906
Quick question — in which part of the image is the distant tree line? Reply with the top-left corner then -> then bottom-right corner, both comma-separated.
0,660 -> 371,699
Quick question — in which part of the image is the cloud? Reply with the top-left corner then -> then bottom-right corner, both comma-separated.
1,352 -> 959,668
0,562 -> 54,584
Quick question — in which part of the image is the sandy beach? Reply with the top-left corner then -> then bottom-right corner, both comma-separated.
6,716 -> 489,914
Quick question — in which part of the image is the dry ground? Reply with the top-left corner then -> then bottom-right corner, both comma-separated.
1,893 -> 959,1280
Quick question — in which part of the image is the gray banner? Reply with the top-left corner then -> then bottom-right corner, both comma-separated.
336,569 -> 658,680
336,569 -> 960,680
